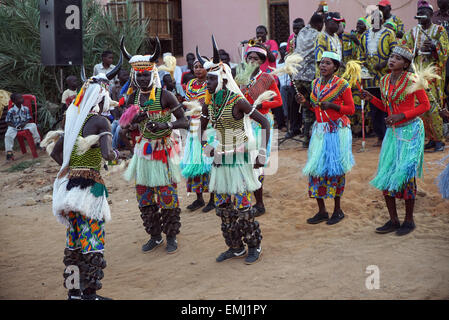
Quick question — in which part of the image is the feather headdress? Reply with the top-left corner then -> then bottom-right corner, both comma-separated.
407,64 -> 442,95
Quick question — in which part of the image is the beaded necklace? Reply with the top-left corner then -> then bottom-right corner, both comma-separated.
380,72 -> 412,109
210,89 -> 232,128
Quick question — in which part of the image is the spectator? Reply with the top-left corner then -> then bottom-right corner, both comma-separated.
163,73 -> 183,103
359,9 -> 397,147
93,50 -> 116,78
247,25 -> 278,73
378,0 -> 405,38
287,18 -> 305,55
110,69 -> 130,102
219,49 -> 238,77
61,75 -> 79,111
180,52 -> 195,73
4,93 -> 41,161
288,13 -> 324,146
110,69 -> 130,149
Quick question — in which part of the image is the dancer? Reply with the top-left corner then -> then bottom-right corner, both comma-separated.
120,37 -> 189,254
200,37 -> 270,264
181,53 -> 215,212
296,51 -> 355,225
361,46 -> 431,235
49,58 -> 124,300
241,43 -> 283,216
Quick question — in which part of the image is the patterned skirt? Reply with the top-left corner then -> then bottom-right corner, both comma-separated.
383,178 -> 416,200
308,175 -> 345,199
186,174 -> 210,193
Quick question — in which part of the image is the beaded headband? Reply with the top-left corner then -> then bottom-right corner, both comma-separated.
392,46 -> 414,62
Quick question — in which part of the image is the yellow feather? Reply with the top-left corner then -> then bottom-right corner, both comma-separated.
342,60 -> 362,88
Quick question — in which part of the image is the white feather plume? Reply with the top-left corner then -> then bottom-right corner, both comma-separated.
183,100 -> 203,116
407,64 -> 442,95
76,135 -> 101,155
45,141 -> 56,156
41,130 -> 64,155
269,53 -> 303,77
41,130 -> 64,148
253,90 -> 276,107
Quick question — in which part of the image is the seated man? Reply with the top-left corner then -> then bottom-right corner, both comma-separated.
4,93 -> 41,161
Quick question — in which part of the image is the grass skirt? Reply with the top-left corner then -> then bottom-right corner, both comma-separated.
251,112 -> 274,163
303,118 -> 354,177
370,118 -> 424,192
209,150 -> 261,195
437,154 -> 449,199
180,119 -> 214,178
124,137 -> 181,187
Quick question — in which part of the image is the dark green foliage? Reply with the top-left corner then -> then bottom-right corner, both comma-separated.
0,0 -> 148,133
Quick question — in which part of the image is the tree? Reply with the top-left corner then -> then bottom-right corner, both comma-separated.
0,0 -> 149,133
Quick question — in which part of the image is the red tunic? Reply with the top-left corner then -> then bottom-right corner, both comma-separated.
243,72 -> 283,115
311,86 -> 355,123
370,77 -> 430,126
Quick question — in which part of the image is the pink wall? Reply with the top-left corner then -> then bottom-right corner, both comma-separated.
181,0 -> 267,65
288,0 -> 439,34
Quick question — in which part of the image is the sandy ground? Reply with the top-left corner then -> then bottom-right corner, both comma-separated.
0,136 -> 448,300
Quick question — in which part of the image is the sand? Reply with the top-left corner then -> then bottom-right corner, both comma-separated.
0,136 -> 448,300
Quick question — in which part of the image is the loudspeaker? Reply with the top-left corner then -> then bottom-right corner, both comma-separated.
40,0 -> 83,66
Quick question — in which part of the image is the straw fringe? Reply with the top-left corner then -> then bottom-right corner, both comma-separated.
235,61 -> 259,86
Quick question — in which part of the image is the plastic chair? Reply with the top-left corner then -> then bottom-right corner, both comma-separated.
8,94 -> 41,158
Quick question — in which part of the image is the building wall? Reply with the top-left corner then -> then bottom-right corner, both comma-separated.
181,0 -> 268,64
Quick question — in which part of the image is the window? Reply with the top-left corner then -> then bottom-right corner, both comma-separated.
106,0 -> 183,56
268,0 -> 290,45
